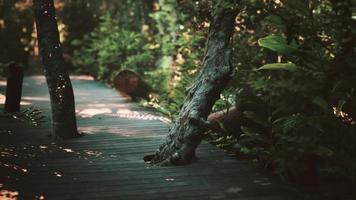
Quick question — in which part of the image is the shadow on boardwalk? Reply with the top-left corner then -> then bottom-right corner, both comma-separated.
1,76 -> 301,200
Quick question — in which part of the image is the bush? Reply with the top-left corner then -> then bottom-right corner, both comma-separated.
221,0 -> 356,181
72,14 -> 157,83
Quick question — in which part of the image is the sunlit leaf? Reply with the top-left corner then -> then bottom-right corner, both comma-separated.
258,34 -> 298,54
257,62 -> 298,72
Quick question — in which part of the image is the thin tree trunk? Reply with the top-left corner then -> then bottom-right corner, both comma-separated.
4,63 -> 23,113
149,0 -> 238,165
33,0 -> 79,139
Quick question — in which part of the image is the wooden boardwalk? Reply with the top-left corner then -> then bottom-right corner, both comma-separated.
0,76 -> 299,200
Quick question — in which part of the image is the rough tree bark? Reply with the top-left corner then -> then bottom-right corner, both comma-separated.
34,0 -> 80,139
149,1 -> 238,165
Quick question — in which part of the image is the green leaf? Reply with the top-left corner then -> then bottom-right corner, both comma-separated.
257,62 -> 299,72
258,34 -> 298,54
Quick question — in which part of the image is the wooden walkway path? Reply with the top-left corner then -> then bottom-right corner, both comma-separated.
0,76 -> 299,200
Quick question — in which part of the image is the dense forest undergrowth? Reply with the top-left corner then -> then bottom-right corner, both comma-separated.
1,0 -> 356,184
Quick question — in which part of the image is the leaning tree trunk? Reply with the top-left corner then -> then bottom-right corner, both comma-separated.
149,1 -> 238,165
34,0 -> 79,139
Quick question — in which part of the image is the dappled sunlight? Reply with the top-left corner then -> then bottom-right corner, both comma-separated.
0,94 -> 32,106
0,142 -> 106,175
114,130 -> 143,137
0,80 -> 6,86
84,103 -> 130,109
53,171 -> 62,177
0,93 -> 5,104
86,103 -> 109,108
78,126 -> 167,137
0,142 -> 115,200
83,150 -> 102,157
253,177 -> 272,186
19,101 -> 31,106
31,76 -> 46,86
77,108 -> 112,118
333,107 -> 355,124
226,186 -> 243,194
116,109 -> 170,123
0,161 -> 29,175
0,188 -> 19,200
75,105 -> 170,123
79,126 -> 142,137
69,75 -> 94,81
22,96 -> 48,102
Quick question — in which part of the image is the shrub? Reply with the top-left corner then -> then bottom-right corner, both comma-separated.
72,14 -> 157,83
223,0 -> 356,181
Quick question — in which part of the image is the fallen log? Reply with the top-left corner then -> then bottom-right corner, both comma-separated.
112,70 -> 152,101
207,106 -> 241,135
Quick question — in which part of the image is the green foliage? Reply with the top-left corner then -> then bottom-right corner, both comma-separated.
0,1 -> 33,66
72,14 -> 157,82
60,0 -> 101,54
141,0 -> 207,118
143,27 -> 205,119
0,107 -> 46,127
221,0 -> 356,181
257,62 -> 298,72
257,34 -> 298,54
149,0 -> 179,55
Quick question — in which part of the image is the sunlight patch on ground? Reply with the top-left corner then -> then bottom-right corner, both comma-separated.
77,108 -> 113,118
0,94 -> 5,104
27,75 -> 95,84
83,103 -> 130,108
19,101 -> 32,105
79,126 -> 139,136
116,109 -> 171,123
226,186 -> 242,194
70,75 -> 94,81
253,177 -> 272,186
78,126 -> 166,137
0,161 -> 29,174
34,195 -> 45,200
75,106 -> 170,123
63,148 -> 74,153
86,103 -> 109,108
83,150 -> 102,156
0,80 -> 6,86
31,76 -> 46,85
0,189 -> 19,200
0,93 -> 32,106
54,171 -> 62,177
22,96 -> 48,102
77,103 -> 130,110
79,127 -> 162,137
114,130 -> 141,137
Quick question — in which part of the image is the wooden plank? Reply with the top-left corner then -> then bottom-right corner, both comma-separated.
0,76 -> 298,200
